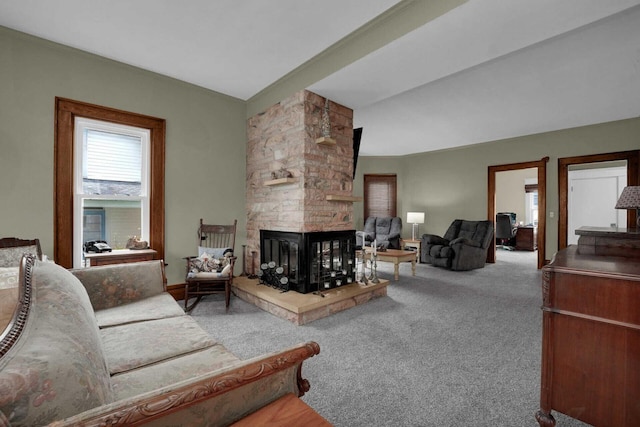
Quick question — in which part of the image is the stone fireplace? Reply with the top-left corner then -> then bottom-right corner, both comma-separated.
246,90 -> 358,284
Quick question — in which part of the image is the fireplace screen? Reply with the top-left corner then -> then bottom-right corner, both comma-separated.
260,230 -> 356,294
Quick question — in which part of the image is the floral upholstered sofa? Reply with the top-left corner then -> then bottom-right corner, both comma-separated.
0,251 -> 320,427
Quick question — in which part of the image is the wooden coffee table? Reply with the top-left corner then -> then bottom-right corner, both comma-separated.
362,248 -> 417,281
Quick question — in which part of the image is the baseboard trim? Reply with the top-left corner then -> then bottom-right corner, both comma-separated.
167,283 -> 185,301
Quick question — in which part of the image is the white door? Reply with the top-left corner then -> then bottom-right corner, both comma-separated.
567,166 -> 626,245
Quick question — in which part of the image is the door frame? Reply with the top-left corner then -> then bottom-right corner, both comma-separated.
558,150 -> 640,250
488,157 -> 548,269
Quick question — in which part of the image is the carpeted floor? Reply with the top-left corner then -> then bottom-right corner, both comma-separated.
191,250 -> 589,426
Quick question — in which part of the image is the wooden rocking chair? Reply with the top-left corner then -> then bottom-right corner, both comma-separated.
184,219 -> 237,312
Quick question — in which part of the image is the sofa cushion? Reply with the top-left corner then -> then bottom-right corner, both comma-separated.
432,256 -> 451,268
0,259 -> 112,427
95,293 -> 186,328
363,217 -> 376,235
101,315 -> 217,375
450,237 -> 475,247
438,246 -> 454,258
111,344 -> 240,400
430,245 -> 444,258
375,217 -> 392,235
0,245 -> 39,267
458,222 -> 477,241
71,260 -> 166,311
443,220 -> 462,242
0,267 -> 18,288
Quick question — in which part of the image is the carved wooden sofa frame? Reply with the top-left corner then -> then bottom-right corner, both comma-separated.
0,254 -> 321,426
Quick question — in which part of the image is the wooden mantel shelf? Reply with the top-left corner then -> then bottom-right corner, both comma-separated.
326,195 -> 363,202
264,177 -> 297,186
315,137 -> 336,146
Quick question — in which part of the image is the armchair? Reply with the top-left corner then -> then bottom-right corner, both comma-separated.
184,219 -> 237,312
421,219 -> 494,271
356,216 -> 402,249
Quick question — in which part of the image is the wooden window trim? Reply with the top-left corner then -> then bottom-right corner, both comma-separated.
363,174 -> 397,219
54,97 -> 165,268
488,157 -> 548,269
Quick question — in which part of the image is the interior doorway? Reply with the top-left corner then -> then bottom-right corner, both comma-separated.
558,150 -> 639,250
488,157 -> 548,269
567,162 -> 627,245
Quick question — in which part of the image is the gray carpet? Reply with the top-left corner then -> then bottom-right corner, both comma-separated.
191,250 -> 589,427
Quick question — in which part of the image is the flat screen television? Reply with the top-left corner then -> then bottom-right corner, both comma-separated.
353,127 -> 362,179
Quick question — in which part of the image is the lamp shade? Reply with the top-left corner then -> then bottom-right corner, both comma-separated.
407,212 -> 425,224
615,186 -> 640,209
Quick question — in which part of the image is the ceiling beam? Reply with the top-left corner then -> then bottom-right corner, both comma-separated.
246,0 -> 467,117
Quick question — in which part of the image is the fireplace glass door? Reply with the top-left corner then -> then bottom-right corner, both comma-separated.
260,230 -> 355,293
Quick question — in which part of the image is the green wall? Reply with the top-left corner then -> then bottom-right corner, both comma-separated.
0,27 -> 247,285
355,118 -> 640,258
3,17 -> 639,284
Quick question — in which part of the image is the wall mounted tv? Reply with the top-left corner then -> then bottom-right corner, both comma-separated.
353,127 -> 362,179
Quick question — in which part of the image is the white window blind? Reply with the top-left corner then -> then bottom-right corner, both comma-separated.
84,129 -> 141,182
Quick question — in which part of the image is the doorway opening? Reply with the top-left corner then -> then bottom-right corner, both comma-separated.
558,150 -> 640,250
567,161 -> 627,246
488,157 -> 548,269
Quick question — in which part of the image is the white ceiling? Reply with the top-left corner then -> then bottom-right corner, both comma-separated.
2,0 -> 640,156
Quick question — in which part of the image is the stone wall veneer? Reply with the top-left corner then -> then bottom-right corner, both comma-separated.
246,90 -> 355,272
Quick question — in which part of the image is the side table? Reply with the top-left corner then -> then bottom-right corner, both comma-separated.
402,239 -> 421,262
515,227 -> 537,251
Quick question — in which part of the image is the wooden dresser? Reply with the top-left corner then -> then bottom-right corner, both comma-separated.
536,228 -> 640,426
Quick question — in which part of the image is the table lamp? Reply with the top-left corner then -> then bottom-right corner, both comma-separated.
407,212 -> 425,240
615,186 -> 640,228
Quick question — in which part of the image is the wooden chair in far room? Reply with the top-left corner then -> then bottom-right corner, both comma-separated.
495,213 -> 517,250
184,219 -> 237,312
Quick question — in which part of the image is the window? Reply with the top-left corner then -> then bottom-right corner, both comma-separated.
525,182 -> 538,226
73,118 -> 150,267
364,174 -> 397,218
55,98 -> 165,269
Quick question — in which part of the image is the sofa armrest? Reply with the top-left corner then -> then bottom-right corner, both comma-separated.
423,234 -> 448,246
70,260 -> 167,311
48,341 -> 321,427
449,237 -> 479,247
387,232 -> 401,240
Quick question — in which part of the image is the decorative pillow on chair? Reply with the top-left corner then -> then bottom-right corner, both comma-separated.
198,246 -> 233,259
189,252 -> 231,274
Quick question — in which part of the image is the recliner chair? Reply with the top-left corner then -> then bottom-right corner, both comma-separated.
356,216 -> 402,249
421,219 -> 494,271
